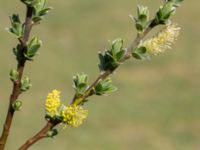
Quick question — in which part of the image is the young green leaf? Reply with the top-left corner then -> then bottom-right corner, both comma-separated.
134,5 -> 149,32
12,100 -> 22,111
132,46 -> 149,60
32,0 -> 52,23
155,0 -> 183,24
47,129 -> 58,138
73,73 -> 89,97
24,37 -> 42,60
21,76 -> 32,92
9,69 -> 19,82
98,38 -> 125,72
7,14 -> 24,38
94,78 -> 117,96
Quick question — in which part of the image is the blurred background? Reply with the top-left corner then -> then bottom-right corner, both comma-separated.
0,0 -> 200,150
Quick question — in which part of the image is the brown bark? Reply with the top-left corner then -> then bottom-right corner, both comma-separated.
0,6 -> 33,150
18,122 -> 54,150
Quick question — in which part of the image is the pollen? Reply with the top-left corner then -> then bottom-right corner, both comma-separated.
62,105 -> 88,128
142,22 -> 180,55
45,89 -> 61,117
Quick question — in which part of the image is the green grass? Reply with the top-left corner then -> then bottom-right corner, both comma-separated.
1,0 -> 200,150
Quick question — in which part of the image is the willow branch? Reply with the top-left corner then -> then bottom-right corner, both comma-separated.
16,19 -> 159,150
0,6 -> 33,150
71,19 -> 158,105
18,121 -> 55,150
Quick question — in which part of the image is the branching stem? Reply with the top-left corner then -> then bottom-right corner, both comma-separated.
18,18 -> 159,150
71,19 -> 158,106
18,122 -> 55,150
0,6 -> 34,150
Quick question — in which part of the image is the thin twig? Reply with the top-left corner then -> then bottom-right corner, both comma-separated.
71,19 -> 158,106
0,6 -> 33,150
17,19 -> 159,150
18,122 -> 55,150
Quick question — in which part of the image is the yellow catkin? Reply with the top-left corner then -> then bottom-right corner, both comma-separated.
62,105 -> 88,128
142,22 -> 180,55
45,89 -> 61,117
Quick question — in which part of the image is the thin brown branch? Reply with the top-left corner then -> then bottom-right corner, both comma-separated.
123,19 -> 158,60
71,19 -> 158,106
0,6 -> 34,150
17,18 -> 159,150
71,70 -> 112,105
18,122 -> 55,150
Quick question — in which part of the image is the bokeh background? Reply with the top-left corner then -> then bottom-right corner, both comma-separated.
0,0 -> 200,150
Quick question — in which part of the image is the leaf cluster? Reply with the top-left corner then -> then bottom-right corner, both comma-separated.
73,73 -> 89,97
93,78 -> 117,96
156,0 -> 183,24
7,14 -> 24,38
134,5 -> 149,32
98,38 -> 126,72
